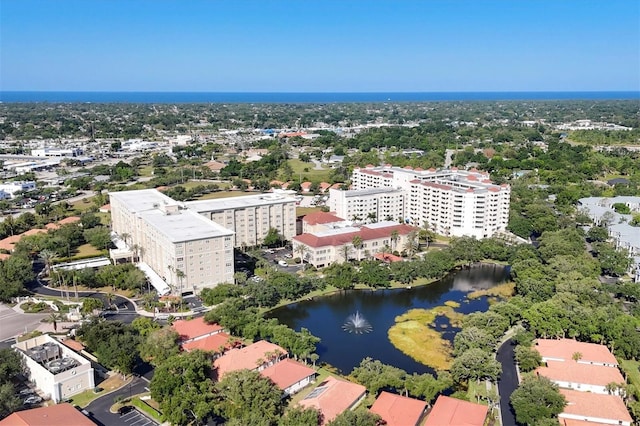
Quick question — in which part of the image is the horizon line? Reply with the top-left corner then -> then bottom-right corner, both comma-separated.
2,90 -> 639,94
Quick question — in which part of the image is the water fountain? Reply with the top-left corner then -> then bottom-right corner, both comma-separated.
342,311 -> 373,334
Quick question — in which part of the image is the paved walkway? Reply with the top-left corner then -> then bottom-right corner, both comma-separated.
496,339 -> 519,426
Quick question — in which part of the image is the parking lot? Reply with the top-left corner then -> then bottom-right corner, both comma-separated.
261,248 -> 303,273
119,408 -> 159,426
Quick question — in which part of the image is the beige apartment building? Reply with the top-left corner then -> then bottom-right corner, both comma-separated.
110,189 -> 235,294
185,190 -> 297,248
292,221 -> 417,268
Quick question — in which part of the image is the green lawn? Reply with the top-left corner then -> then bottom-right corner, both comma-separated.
287,159 -> 332,182
296,207 -> 322,216
620,359 -> 640,400
137,165 -> 154,177
74,244 -> 104,258
194,190 -> 252,200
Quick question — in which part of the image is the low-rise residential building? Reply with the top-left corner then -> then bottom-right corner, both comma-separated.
213,340 -> 287,380
369,391 -> 426,426
110,189 -> 235,295
535,360 -> 625,395
259,358 -> 316,397
0,403 -> 96,426
534,339 -> 618,367
424,395 -> 488,426
347,165 -> 510,238
172,317 -> 224,343
328,187 -> 405,223
13,335 -> 95,403
301,211 -> 346,234
558,389 -> 632,426
292,221 -> 416,268
298,376 -> 367,425
182,332 -> 232,353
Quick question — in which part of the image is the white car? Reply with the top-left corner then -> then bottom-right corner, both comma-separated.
23,396 -> 42,405
278,260 -> 288,267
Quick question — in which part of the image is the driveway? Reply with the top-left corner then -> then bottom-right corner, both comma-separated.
84,376 -> 150,426
496,339 -> 519,426
0,303 -> 49,341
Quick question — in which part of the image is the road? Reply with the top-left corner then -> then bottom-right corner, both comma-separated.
84,376 -> 151,426
0,304 -> 49,341
496,339 -> 519,426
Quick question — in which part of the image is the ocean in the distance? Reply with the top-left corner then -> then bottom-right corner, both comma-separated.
0,91 -> 638,103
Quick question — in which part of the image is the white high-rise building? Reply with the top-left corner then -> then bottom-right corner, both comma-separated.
343,165 -> 510,239
328,187 -> 405,223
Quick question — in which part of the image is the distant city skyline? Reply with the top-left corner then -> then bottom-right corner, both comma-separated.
1,0 -> 639,93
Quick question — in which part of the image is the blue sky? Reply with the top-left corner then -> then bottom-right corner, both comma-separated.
1,0 -> 639,92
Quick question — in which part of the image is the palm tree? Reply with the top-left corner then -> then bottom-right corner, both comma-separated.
420,221 -> 434,249
352,235 -> 364,261
72,273 -> 79,300
47,313 -> 63,332
130,243 -> 140,263
404,230 -> 418,257
120,232 -> 131,246
341,244 -> 353,263
105,292 -> 115,310
39,249 -> 59,277
294,244 -> 308,270
175,269 -> 186,311
390,230 -> 400,253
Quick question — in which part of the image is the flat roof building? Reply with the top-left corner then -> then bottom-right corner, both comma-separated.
13,335 -> 95,403
110,189 -> 235,295
185,190 -> 297,248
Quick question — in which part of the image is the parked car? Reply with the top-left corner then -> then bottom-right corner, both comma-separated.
278,260 -> 288,267
19,388 -> 34,396
23,396 -> 42,405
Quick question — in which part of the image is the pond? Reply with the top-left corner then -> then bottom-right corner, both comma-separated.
268,263 -> 511,375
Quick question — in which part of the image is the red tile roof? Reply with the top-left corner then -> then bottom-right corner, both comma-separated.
369,391 -> 426,426
535,360 -> 625,388
0,235 -> 22,251
0,253 -> 10,260
0,403 -> 97,426
182,332 -> 231,353
373,253 -> 403,263
213,340 -> 286,379
61,338 -> 85,352
172,317 -> 223,341
260,358 -> 316,391
424,395 -> 488,426
534,339 -> 618,365
301,182 -> 312,190
293,223 -> 415,249
559,389 -> 631,424
319,182 -> 331,192
303,211 -> 344,226
329,183 -> 342,190
99,203 -> 111,211
57,216 -> 81,225
298,376 -> 366,425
